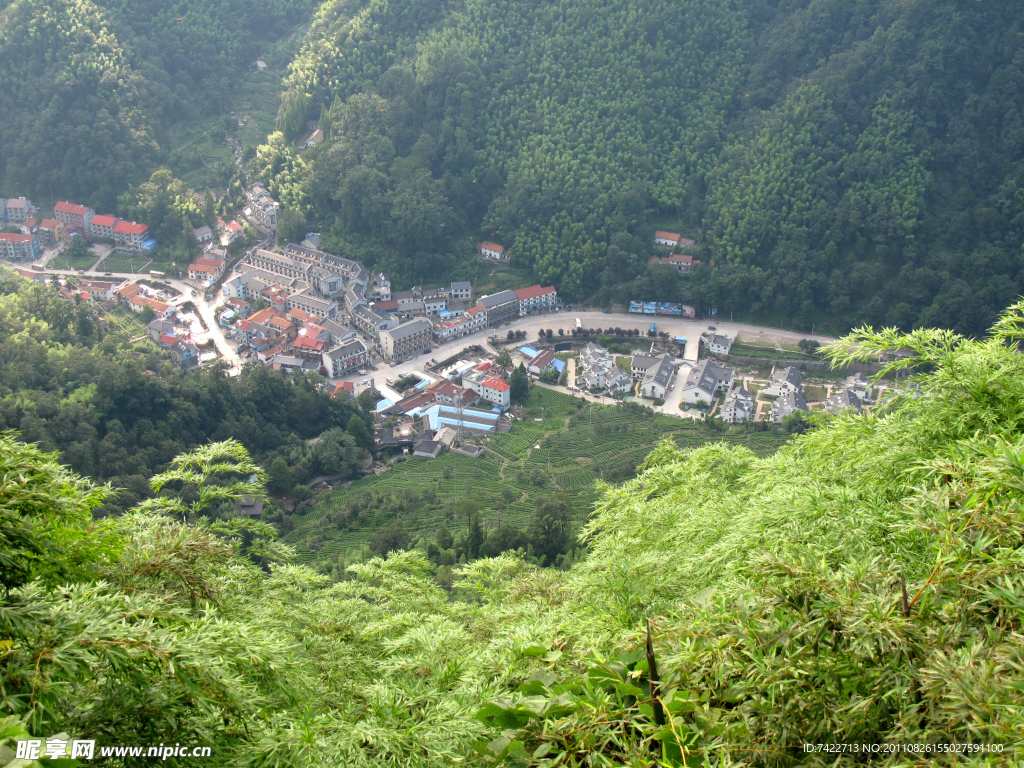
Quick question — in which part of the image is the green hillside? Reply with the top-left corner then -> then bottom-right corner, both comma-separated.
258,0 -> 1023,334
5,304 -> 1024,765
0,0 -> 314,209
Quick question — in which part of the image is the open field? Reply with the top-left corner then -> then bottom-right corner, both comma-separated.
283,388 -> 791,567
729,344 -> 817,361
804,384 -> 828,402
48,250 -> 101,271
98,253 -> 153,273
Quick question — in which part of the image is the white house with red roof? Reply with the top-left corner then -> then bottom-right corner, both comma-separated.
477,242 -> 506,260
220,220 -> 244,245
78,280 -> 121,301
478,376 -> 511,409
113,221 -> 149,252
652,253 -> 701,273
54,201 -> 94,234
513,284 -> 558,316
187,263 -> 218,282
654,230 -> 682,247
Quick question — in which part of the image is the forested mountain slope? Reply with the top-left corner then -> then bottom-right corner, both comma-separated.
0,0 -> 312,209
4,305 -> 1024,765
260,0 -> 1023,334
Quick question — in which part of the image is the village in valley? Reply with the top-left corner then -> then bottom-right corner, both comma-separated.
1,185 -> 899,473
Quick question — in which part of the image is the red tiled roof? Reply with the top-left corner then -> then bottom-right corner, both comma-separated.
483,376 -> 510,392
248,308 -> 279,324
91,214 -> 117,227
188,264 -> 216,274
39,219 -> 58,229
333,381 -> 355,397
194,258 -> 223,267
292,336 -> 325,351
530,350 -> 556,368
664,253 -> 695,264
159,333 -> 178,345
655,230 -> 681,241
514,284 -> 556,301
374,300 -> 398,311
15,268 -> 41,279
55,201 -> 91,216
479,242 -> 504,252
300,323 -> 327,337
0,233 -> 32,243
467,305 -> 486,315
225,220 -> 243,232
116,283 -> 144,297
114,221 -> 148,235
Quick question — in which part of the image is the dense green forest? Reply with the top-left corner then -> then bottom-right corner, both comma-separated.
4,303 -> 1024,765
0,268 -> 375,516
0,0 -> 313,209
254,0 -> 1023,334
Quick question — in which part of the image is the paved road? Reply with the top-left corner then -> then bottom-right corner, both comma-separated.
35,254 -> 835,395
38,257 -> 243,373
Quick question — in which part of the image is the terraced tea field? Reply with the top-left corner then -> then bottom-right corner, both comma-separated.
284,388 -> 790,568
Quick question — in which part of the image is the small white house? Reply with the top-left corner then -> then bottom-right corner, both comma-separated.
478,242 -> 506,260
679,359 -> 734,405
654,230 -> 682,247
762,366 -> 803,398
707,333 -> 733,356
720,387 -> 755,424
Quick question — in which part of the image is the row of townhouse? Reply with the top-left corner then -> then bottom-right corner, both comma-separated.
427,284 -> 556,348
52,201 -> 155,252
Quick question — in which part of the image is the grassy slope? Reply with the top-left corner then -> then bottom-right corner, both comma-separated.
285,388 -> 789,564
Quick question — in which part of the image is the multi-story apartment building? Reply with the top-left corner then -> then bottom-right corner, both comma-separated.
4,198 -> 36,224
321,339 -> 370,377
379,318 -> 433,360
477,289 -> 518,326
514,285 -> 557,316
113,221 -> 149,252
54,201 -> 95,234
247,184 -> 279,230
0,233 -> 41,260
90,214 -> 117,240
